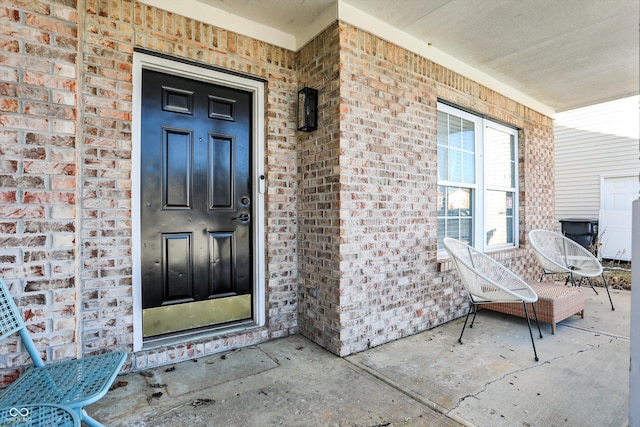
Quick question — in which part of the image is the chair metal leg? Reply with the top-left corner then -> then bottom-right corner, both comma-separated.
522,302 -> 539,362
601,273 -> 615,311
530,302 -> 543,339
576,274 -> 614,311
458,303 -> 474,344
578,276 -> 599,295
469,304 -> 480,328
81,410 -> 105,427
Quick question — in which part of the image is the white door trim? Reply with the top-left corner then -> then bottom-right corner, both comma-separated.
131,52 -> 266,351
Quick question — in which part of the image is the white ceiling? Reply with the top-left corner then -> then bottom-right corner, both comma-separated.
153,0 -> 640,113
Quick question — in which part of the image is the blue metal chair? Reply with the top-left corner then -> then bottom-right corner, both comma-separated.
0,278 -> 126,427
0,404 -> 80,427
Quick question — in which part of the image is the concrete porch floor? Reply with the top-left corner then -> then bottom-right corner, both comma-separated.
90,288 -> 630,426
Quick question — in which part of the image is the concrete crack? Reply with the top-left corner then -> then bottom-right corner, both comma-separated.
446,342 -> 605,415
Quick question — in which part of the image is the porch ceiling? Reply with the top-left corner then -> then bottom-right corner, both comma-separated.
159,0 -> 639,113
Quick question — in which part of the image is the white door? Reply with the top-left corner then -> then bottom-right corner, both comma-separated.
599,176 -> 639,260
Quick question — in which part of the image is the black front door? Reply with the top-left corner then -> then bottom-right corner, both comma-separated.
140,69 -> 253,338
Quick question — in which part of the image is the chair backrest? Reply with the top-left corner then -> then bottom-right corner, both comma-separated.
0,278 -> 44,367
528,229 -> 602,275
0,279 -> 27,341
442,237 -> 537,303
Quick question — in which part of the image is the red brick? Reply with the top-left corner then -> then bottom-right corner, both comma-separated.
25,13 -> 77,37
0,8 -> 20,22
51,177 -> 75,191
0,222 -> 17,234
23,191 -> 75,205
0,98 -> 18,113
53,5 -> 78,22
23,101 -> 76,119
23,72 -> 76,91
0,37 -> 19,53
10,1 -> 50,15
0,206 -> 46,219
0,190 -> 16,203
23,161 -> 75,176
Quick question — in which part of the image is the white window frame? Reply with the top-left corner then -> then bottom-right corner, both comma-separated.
437,102 -> 519,257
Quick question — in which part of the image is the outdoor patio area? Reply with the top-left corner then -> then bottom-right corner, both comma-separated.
89,287 -> 630,426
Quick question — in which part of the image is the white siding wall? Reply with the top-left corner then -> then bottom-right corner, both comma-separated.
554,95 -> 640,228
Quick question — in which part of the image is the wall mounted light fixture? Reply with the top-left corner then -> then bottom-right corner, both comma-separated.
297,87 -> 318,132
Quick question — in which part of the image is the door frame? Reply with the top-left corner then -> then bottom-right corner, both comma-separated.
131,51 -> 266,351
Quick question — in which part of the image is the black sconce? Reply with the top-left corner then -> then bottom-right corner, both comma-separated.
297,87 -> 318,132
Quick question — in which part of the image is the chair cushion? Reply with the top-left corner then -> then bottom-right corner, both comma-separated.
483,282 -> 584,334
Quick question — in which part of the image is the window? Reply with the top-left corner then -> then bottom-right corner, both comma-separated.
437,102 -> 518,256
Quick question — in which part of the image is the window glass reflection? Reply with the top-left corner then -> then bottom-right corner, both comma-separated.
485,190 -> 514,246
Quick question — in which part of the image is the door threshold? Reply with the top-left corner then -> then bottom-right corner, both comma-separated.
140,319 -> 258,351
143,295 -> 252,338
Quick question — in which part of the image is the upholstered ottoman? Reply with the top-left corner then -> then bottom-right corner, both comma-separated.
484,282 -> 584,334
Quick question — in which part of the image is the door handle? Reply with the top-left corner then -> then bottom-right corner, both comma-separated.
233,212 -> 250,222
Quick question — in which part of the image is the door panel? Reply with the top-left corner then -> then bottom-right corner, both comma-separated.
163,233 -> 192,302
163,128 -> 192,209
209,136 -> 233,209
141,69 -> 253,337
209,232 -> 233,295
599,176 -> 638,261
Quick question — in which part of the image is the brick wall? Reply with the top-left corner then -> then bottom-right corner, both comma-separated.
80,0 -> 135,357
0,0 -> 79,383
335,24 -> 442,355
331,23 -> 555,355
296,24 -> 342,354
0,0 -> 555,379
292,22 -> 554,356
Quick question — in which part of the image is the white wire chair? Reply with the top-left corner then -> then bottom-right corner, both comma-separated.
528,229 -> 614,311
443,237 -> 542,361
